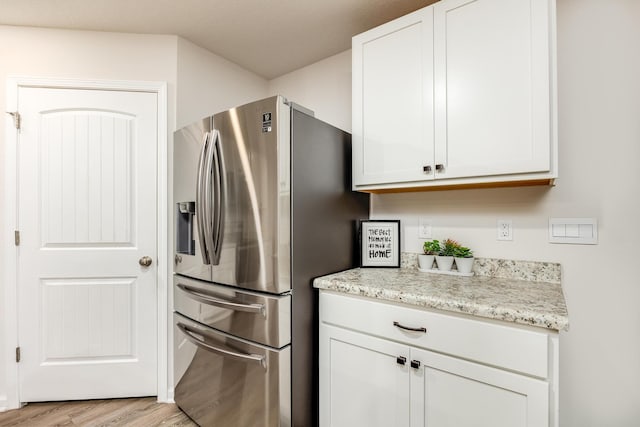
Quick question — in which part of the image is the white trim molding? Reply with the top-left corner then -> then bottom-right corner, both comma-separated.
3,78 -> 20,411
2,77 -> 169,409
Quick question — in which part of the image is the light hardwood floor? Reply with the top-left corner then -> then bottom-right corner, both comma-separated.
0,397 -> 198,427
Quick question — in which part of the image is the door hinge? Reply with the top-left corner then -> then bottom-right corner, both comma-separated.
7,111 -> 21,130
16,347 -> 20,363
14,230 -> 20,246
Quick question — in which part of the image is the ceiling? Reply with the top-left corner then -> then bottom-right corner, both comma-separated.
0,0 -> 435,79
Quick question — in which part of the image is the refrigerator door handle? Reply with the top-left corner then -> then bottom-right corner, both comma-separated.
196,131 -> 211,265
202,130 -> 217,266
176,322 -> 266,368
176,283 -> 265,316
210,129 -> 225,265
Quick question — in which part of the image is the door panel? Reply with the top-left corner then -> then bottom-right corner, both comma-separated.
434,0 -> 551,179
41,278 -> 135,360
210,96 -> 289,294
41,111 -> 134,246
412,347 -> 549,427
319,325 -> 410,427
18,87 -> 158,401
353,8 -> 434,186
173,119 -> 213,281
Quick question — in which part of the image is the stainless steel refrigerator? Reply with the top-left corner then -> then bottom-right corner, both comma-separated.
172,95 -> 369,426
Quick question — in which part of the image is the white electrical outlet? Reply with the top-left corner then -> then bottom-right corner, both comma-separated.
497,219 -> 513,241
419,218 -> 432,239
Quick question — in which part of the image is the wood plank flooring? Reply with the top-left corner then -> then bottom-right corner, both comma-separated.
0,397 -> 198,427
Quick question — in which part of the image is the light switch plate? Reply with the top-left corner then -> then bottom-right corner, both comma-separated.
549,218 -> 598,244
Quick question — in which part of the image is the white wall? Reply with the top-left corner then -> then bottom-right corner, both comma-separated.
176,38 -> 267,128
269,50 -> 352,132
269,1 -> 640,425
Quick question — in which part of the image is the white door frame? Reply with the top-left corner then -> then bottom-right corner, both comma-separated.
3,77 -> 169,410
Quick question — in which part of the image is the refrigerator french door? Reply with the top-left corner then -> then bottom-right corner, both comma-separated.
173,95 -> 369,426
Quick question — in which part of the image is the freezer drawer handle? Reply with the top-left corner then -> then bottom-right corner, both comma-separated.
177,283 -> 266,316
393,321 -> 427,333
177,322 -> 267,369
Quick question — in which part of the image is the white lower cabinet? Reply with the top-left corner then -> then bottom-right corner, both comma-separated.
411,348 -> 548,427
319,292 -> 558,427
321,325 -> 410,427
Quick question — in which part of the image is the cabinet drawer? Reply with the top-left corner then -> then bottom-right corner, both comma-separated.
319,292 -> 549,378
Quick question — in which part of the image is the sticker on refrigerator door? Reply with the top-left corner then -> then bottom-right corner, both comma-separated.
262,112 -> 272,132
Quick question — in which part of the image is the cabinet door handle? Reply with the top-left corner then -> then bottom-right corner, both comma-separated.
423,165 -> 432,174
410,360 -> 421,369
396,356 -> 407,366
435,164 -> 445,172
393,321 -> 427,333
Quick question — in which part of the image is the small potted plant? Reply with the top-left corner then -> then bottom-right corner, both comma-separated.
453,245 -> 474,274
419,240 -> 440,270
435,238 -> 459,271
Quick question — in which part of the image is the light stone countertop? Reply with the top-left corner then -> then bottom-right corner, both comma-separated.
313,260 -> 569,331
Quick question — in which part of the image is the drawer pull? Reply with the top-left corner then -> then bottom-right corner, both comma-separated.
393,321 -> 427,333
176,322 -> 266,369
410,360 -> 421,369
177,283 -> 265,316
396,356 -> 407,366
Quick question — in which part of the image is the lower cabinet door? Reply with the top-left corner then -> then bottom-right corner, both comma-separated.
320,324 -> 410,427
410,348 -> 549,427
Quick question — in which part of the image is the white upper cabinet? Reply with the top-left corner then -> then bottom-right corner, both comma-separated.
352,0 -> 557,191
353,8 -> 434,186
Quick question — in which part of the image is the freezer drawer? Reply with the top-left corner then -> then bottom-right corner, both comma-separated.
174,275 -> 291,348
174,313 -> 291,427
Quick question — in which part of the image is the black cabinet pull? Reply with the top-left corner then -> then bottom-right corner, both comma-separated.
435,164 -> 445,172
410,360 -> 421,369
393,321 -> 427,333
396,356 -> 407,366
423,165 -> 432,173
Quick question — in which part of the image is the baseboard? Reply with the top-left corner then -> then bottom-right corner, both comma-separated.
164,388 -> 175,404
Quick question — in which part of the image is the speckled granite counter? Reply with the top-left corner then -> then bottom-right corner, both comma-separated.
313,255 -> 569,331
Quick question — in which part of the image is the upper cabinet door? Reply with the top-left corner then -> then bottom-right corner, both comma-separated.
433,0 -> 552,180
352,7 -> 434,186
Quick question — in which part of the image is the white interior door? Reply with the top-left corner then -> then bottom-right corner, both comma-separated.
17,86 -> 158,401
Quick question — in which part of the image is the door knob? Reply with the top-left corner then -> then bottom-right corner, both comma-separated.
139,256 -> 153,267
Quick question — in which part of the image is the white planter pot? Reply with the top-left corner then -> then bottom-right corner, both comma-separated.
418,254 -> 435,270
455,257 -> 475,274
435,255 -> 454,271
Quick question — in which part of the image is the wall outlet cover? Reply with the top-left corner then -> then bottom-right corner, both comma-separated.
418,218 -> 432,239
497,219 -> 513,241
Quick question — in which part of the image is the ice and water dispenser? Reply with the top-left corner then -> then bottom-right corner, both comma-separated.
176,202 -> 196,255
